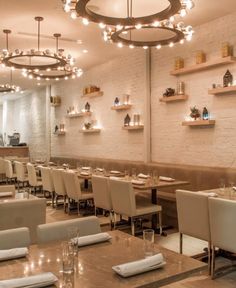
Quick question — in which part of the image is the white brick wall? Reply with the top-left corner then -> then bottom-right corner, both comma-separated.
151,11 -> 236,168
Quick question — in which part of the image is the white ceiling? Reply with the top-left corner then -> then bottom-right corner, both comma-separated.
0,0 -> 236,95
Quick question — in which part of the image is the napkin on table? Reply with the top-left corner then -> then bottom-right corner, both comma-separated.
0,272 -> 58,288
0,192 -> 13,197
112,253 -> 166,277
81,167 -> 91,170
131,180 -> 145,185
138,173 -> 150,179
80,171 -> 90,176
110,170 -> 121,174
77,232 -> 112,247
0,248 -> 28,261
159,176 -> 175,182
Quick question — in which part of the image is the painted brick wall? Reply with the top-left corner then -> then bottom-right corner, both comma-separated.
50,49 -> 146,162
151,12 -> 236,168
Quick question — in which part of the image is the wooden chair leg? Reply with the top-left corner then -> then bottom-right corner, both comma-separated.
211,246 -> 216,279
180,233 -> 183,254
131,218 -> 135,236
208,242 -> 212,275
158,212 -> 162,235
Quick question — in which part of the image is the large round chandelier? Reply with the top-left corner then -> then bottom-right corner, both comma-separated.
0,70 -> 21,94
62,0 -> 194,49
0,17 -> 75,72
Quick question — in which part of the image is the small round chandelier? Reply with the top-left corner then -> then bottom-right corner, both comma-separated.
62,0 -> 194,49
0,70 -> 21,94
0,17 -> 75,72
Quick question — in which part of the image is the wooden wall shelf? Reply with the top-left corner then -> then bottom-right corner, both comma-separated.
182,120 -> 215,126
159,95 -> 188,102
208,86 -> 236,95
111,104 -> 132,110
79,128 -> 101,133
82,91 -> 103,98
53,131 -> 66,135
51,103 -> 61,107
122,125 -> 144,131
66,111 -> 92,118
170,56 -> 236,76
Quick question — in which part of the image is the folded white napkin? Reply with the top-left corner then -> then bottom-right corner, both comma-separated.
110,170 -> 121,174
132,180 -> 145,185
0,192 -> 13,197
159,176 -> 175,182
233,186 -> 236,191
96,168 -> 104,172
0,248 -> 28,261
112,253 -> 166,277
82,167 -> 91,170
77,232 -> 112,247
80,171 -> 90,176
138,173 -> 150,179
0,272 -> 58,288
198,192 -> 218,197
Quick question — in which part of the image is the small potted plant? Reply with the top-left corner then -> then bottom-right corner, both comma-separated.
190,106 -> 201,120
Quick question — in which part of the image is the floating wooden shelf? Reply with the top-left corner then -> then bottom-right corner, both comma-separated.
51,103 -> 61,107
122,125 -> 144,131
160,95 -> 188,102
53,131 -> 66,135
66,111 -> 92,118
208,86 -> 236,95
182,120 -> 215,126
79,128 -> 101,133
170,56 -> 236,76
111,104 -> 132,110
82,91 -> 103,98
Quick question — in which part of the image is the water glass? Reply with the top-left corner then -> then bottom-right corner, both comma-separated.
67,227 -> 79,257
62,241 -> 74,274
219,179 -> 225,195
143,229 -> 155,258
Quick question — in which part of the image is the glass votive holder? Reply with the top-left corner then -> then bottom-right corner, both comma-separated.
62,241 -> 74,274
143,229 -> 155,258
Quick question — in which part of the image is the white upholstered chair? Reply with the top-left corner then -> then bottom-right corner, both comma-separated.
209,197 -> 236,278
109,178 -> 162,236
0,158 -> 6,182
91,175 -> 113,226
52,168 -> 67,210
37,216 -> 101,244
40,167 -> 55,207
27,163 -> 42,195
15,161 -> 28,189
176,189 -> 211,273
4,159 -> 16,183
63,170 -> 93,214
0,198 -> 46,243
0,185 -> 16,197
0,227 -> 31,249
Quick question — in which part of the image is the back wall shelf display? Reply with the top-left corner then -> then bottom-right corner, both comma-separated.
159,95 -> 188,102
111,104 -> 132,110
53,131 -> 66,135
170,56 -> 236,76
50,96 -> 61,107
208,85 -> 236,95
66,111 -> 92,118
79,128 -> 101,133
122,125 -> 144,131
81,91 -> 103,98
182,119 -> 215,127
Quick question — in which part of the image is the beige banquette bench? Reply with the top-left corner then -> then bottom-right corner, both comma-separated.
51,156 -> 235,227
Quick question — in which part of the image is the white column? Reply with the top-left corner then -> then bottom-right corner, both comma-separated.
45,85 -> 51,161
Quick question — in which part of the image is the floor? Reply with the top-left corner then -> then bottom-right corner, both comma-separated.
46,205 -> 236,288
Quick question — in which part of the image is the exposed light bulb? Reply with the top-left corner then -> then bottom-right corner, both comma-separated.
129,44 -> 134,49
186,34 -> 192,41
64,76 -> 68,80
99,23 -> 106,29
169,16 -> 175,22
116,25 -> 123,30
143,46 -> 148,50
180,9 -> 187,17
64,4 -> 70,13
70,11 -> 77,19
55,78 -> 59,81
180,39 -> 185,44
135,23 -> 142,30
156,44 -> 162,49
117,42 -> 123,48
169,42 -> 174,47
152,21 -> 160,27
82,18 -> 89,25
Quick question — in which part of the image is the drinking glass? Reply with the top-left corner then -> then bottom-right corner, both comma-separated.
67,227 -> 79,257
219,179 -> 225,195
143,229 -> 155,258
62,241 -> 74,274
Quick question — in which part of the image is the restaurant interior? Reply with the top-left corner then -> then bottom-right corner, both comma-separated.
0,0 -> 236,287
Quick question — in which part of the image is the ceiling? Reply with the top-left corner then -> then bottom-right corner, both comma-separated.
0,0 -> 236,96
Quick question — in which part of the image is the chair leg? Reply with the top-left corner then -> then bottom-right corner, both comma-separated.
131,218 -> 135,236
158,212 -> 162,235
94,206 -> 97,216
113,213 -> 117,230
109,211 -> 113,230
180,233 -> 183,254
64,195 -> 67,213
208,242 -> 212,276
211,246 -> 216,279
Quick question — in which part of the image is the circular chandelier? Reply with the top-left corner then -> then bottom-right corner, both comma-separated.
0,70 -> 21,94
0,17 -> 75,72
62,0 -> 194,49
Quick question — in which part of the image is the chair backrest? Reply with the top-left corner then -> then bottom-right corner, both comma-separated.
52,168 -> 66,196
0,158 -> 5,174
176,189 -> 211,241
0,185 -> 16,197
26,163 -> 37,186
0,198 -> 46,244
41,167 -> 54,193
15,161 -> 26,182
0,227 -> 31,249
63,171 -> 82,201
109,178 -> 136,217
4,160 -> 13,178
209,197 -> 236,253
37,216 -> 101,244
92,175 -> 112,211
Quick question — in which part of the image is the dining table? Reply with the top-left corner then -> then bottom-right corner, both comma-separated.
0,230 -> 207,288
